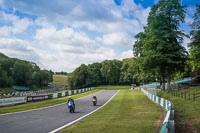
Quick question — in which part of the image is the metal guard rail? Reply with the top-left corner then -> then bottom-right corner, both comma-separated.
141,88 -> 174,133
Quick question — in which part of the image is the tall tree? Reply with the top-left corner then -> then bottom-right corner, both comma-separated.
133,0 -> 187,90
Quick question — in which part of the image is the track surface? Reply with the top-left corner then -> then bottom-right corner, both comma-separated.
0,90 -> 118,133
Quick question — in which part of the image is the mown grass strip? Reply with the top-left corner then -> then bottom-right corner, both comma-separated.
0,89 -> 101,114
157,86 -> 200,132
94,85 -> 131,90
61,90 -> 164,133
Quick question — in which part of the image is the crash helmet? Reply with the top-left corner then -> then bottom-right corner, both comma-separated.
69,96 -> 71,99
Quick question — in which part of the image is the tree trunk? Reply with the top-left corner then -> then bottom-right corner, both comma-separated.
159,76 -> 162,89
167,71 -> 171,91
161,71 -> 165,90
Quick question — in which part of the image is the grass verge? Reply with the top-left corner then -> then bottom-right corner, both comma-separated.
61,90 -> 164,133
0,89 -> 101,114
94,85 -> 131,90
157,86 -> 200,133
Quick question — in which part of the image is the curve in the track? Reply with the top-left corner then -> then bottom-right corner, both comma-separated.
0,90 -> 118,133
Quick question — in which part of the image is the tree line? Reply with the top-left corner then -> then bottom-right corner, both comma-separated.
0,53 -> 53,88
67,58 -> 144,89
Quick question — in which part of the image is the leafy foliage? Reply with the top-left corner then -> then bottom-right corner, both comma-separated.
0,53 -> 53,87
67,59 -> 140,89
133,0 -> 187,90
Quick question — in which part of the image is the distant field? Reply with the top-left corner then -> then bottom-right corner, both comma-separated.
157,86 -> 200,132
61,90 -> 164,133
94,85 -> 131,90
53,75 -> 67,85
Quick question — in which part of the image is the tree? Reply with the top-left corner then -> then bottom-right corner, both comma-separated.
120,58 -> 140,85
13,61 -> 32,86
0,67 -> 9,87
101,60 -> 122,85
38,70 -> 52,86
0,53 -> 53,88
188,4 -> 200,74
67,64 -> 88,89
86,63 -> 104,87
133,0 -> 187,90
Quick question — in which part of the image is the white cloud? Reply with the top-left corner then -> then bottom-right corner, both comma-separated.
134,7 -> 151,25
33,26 -> 117,72
182,37 -> 191,52
117,50 -> 133,60
0,37 -> 40,63
12,18 -> 33,34
96,32 -> 134,46
0,26 -> 12,37
0,11 -> 33,35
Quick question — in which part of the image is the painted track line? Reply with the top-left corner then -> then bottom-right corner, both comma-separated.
49,90 -> 120,133
0,90 -> 103,116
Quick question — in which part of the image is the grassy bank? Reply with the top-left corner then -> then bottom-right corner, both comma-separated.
0,89 -> 101,114
61,90 -> 164,133
157,86 -> 200,133
94,85 -> 131,90
53,75 -> 68,85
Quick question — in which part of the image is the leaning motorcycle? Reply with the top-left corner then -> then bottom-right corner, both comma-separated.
92,98 -> 97,106
68,101 -> 75,113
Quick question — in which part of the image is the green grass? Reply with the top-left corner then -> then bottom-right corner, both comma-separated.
0,89 -> 101,114
157,86 -> 200,132
61,90 -> 164,133
94,85 -> 131,90
53,75 -> 68,85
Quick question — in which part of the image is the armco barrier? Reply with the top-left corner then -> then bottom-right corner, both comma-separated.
27,95 -> 48,102
0,97 -> 27,106
141,88 -> 174,133
0,88 -> 94,106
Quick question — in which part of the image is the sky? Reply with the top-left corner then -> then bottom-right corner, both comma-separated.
0,0 -> 199,72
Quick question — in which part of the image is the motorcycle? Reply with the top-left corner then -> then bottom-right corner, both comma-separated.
68,101 -> 75,113
92,97 -> 97,106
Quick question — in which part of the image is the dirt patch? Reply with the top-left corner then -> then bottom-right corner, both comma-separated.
156,109 -> 167,133
175,113 -> 197,133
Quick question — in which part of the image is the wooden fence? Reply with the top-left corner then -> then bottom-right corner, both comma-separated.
171,90 -> 200,101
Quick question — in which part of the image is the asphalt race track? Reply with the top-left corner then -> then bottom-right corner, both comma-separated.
0,90 -> 118,133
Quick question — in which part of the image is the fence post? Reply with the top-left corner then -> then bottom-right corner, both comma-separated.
193,93 -> 195,101
184,92 -> 186,100
189,93 -> 190,101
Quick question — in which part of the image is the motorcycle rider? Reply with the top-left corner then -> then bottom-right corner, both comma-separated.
92,95 -> 97,106
67,96 -> 75,109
